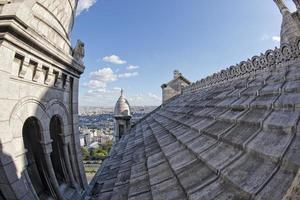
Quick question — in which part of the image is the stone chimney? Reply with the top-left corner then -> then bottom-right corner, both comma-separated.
161,70 -> 191,104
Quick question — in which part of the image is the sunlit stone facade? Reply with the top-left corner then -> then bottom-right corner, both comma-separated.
0,0 -> 87,199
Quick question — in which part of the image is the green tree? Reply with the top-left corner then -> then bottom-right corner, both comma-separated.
91,147 -> 107,160
81,147 -> 90,160
102,140 -> 113,152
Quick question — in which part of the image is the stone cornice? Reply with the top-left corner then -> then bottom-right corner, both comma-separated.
0,16 -> 85,76
183,38 -> 300,93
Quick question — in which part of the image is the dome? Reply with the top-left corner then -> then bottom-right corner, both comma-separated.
114,89 -> 131,116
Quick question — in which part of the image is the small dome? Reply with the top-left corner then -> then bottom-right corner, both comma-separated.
114,89 -> 131,116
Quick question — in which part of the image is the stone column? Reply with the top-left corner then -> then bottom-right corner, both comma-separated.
41,140 -> 65,200
61,134 -> 78,189
68,139 -> 81,183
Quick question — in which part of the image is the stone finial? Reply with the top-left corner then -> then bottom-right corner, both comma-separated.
274,0 -> 290,15
174,70 -> 181,79
293,0 -> 300,9
121,88 -> 124,96
293,0 -> 300,15
73,40 -> 85,63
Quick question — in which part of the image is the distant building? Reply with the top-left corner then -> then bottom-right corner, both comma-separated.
113,89 -> 132,142
80,135 -> 85,147
84,133 -> 92,146
161,70 -> 191,104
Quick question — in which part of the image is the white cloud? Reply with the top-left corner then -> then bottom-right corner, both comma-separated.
127,92 -> 161,106
81,89 -> 161,107
76,0 -> 97,16
261,34 -> 270,41
90,68 -> 118,82
113,87 -> 122,91
148,93 -> 161,101
261,34 -> 280,43
102,55 -> 127,65
85,80 -> 107,89
82,67 -> 142,106
127,65 -> 140,70
84,67 -> 139,91
85,68 -> 118,90
118,72 -> 139,78
272,36 -> 280,42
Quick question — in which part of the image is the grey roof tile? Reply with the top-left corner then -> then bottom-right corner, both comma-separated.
247,129 -> 293,161
200,142 -> 241,170
150,178 -> 186,200
187,135 -> 217,155
111,184 -> 129,200
222,123 -> 260,147
275,93 -> 300,108
147,152 -> 165,169
189,179 -> 249,200
128,192 -> 152,200
223,154 -> 277,194
176,160 -> 216,195
168,149 -> 197,172
148,162 -> 174,186
130,162 -> 147,179
256,168 -> 296,200
89,61 -> 300,199
128,174 -> 150,197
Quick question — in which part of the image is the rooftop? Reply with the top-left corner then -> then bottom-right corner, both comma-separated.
87,38 -> 300,200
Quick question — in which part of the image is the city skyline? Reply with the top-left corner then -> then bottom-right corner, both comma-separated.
72,0 -> 295,106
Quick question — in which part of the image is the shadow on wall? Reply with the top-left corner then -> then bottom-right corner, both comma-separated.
0,59 -> 86,199
0,141 -> 16,200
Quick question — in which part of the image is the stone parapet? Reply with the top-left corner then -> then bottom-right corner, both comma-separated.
183,38 -> 300,93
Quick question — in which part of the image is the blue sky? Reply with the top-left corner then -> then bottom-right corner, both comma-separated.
72,0 -> 296,107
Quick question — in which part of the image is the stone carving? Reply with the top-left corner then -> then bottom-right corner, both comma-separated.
184,37 -> 300,93
73,39 -> 85,63
274,0 -> 300,45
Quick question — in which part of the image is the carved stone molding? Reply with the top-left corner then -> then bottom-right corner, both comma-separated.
184,37 -> 300,93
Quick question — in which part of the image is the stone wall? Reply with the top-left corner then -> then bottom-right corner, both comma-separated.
0,0 -> 87,199
0,0 -> 77,55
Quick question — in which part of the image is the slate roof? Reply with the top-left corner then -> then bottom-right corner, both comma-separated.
88,40 -> 300,200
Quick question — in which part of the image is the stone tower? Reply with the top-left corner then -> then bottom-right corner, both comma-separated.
114,89 -> 132,142
161,70 -> 191,104
0,1 -> 87,199
274,0 -> 300,45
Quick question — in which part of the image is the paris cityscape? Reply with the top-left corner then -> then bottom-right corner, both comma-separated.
78,106 -> 155,182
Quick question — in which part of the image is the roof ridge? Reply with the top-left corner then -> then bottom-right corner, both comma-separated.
184,37 -> 300,93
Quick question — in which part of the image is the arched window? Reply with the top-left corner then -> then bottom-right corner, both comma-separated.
23,117 -> 54,198
49,115 -> 68,185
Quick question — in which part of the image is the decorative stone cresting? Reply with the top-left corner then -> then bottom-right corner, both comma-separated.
183,38 -> 300,93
